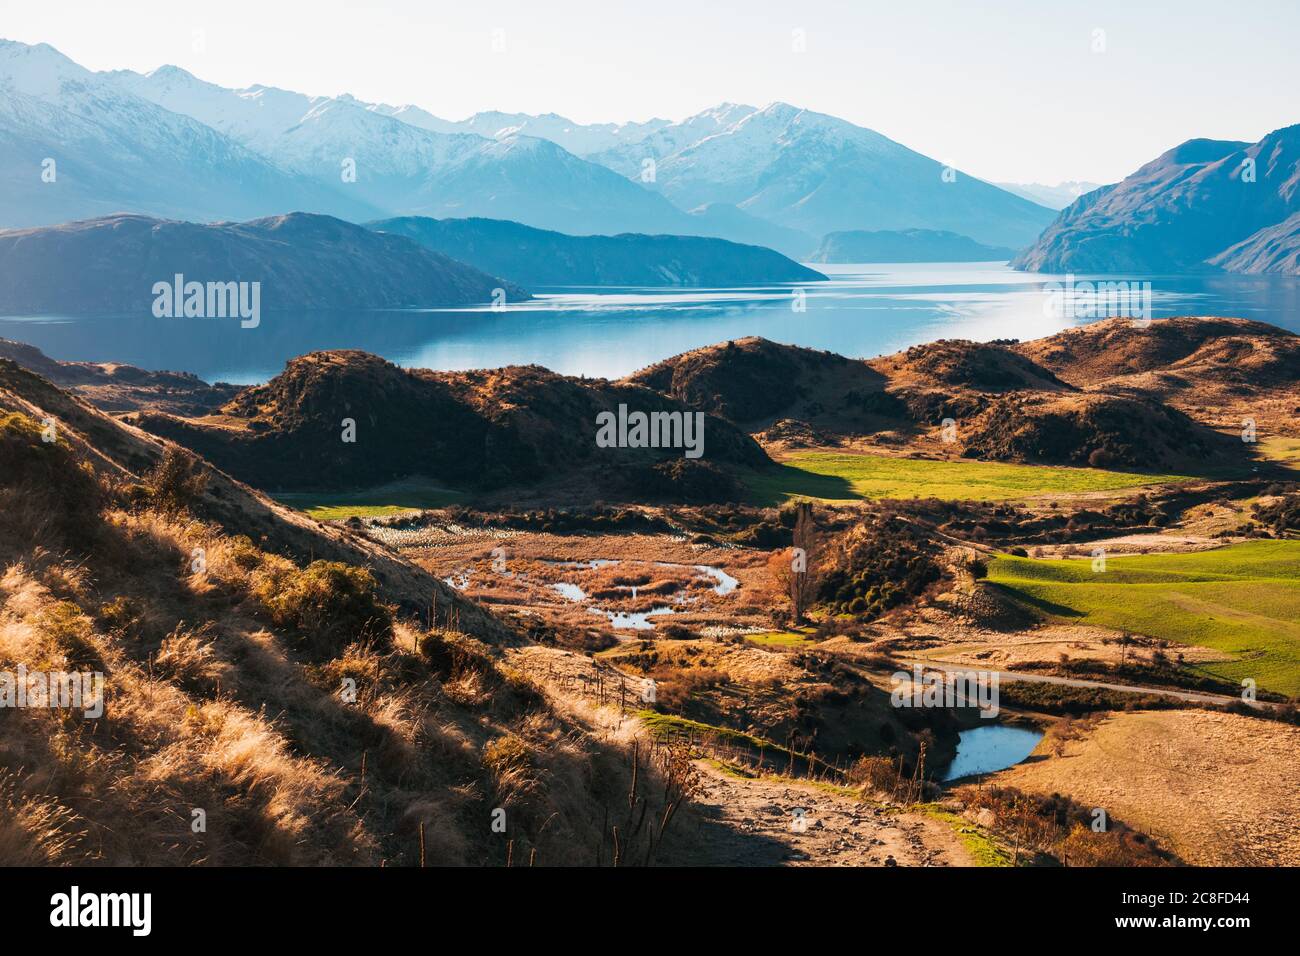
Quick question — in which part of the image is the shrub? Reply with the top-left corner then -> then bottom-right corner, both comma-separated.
482,734 -> 532,779
651,665 -> 729,713
253,560 -> 393,657
144,447 -> 208,515
36,601 -> 100,669
96,596 -> 143,636
962,785 -> 1176,866
1253,494 -> 1300,535
223,535 -> 264,573
658,623 -> 697,640
481,734 -> 541,809
418,629 -> 490,679
616,458 -> 742,504
847,755 -> 899,791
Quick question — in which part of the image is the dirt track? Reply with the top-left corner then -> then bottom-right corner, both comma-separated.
895,658 -> 1260,707
659,762 -> 973,867
508,645 -> 977,867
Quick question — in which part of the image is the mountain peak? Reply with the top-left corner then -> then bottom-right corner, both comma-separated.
756,101 -> 803,119
0,37 -> 94,95
1155,137 -> 1250,168
148,63 -> 199,82
0,38 -> 66,59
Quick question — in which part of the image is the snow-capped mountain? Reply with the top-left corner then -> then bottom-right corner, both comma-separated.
612,102 -> 1056,249
587,103 -> 760,177
401,110 -> 672,157
0,40 -> 375,229
365,102 -> 462,134
102,57 -> 693,235
3,38 -> 1058,249
109,65 -> 484,178
106,65 -> 327,156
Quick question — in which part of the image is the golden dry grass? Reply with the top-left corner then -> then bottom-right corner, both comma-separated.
997,710 -> 1300,866
0,404 -> 654,866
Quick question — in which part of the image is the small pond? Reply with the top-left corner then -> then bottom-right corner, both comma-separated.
941,725 -> 1044,782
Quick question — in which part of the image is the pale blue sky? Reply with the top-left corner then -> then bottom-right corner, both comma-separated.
6,0 -> 1297,184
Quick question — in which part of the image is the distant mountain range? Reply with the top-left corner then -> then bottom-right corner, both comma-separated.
588,103 -> 1056,250
1,38 -> 1054,255
103,59 -> 693,237
372,106 -> 676,158
995,181 -> 1103,210
0,212 -> 521,314
810,229 -> 1017,263
369,216 -> 825,287
1015,125 -> 1300,275
682,202 -> 817,259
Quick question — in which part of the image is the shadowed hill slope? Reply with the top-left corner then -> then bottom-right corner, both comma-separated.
625,328 -> 1274,472
868,340 -> 1072,393
960,392 -> 1244,471
1013,316 -> 1300,437
5,315 -> 1293,481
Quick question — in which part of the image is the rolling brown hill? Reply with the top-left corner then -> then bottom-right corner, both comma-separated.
626,336 -> 897,430
4,315 -> 1293,487
0,337 -> 238,415
869,339 -> 1071,393
1013,316 -> 1300,388
135,350 -> 770,498
959,392 -> 1244,471
625,327 -> 1279,471
1014,316 -> 1300,435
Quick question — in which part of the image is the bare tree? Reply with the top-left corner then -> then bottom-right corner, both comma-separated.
766,503 -> 821,624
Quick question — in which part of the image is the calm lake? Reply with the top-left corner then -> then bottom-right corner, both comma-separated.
4,262 -> 1299,384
